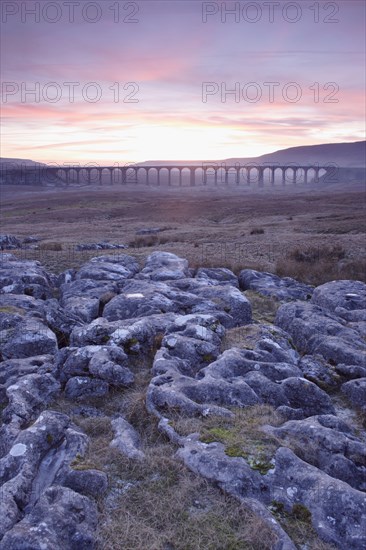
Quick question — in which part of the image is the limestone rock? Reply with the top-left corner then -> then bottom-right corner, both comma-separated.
137,251 -> 190,281
269,447 -> 366,549
64,377 -> 110,400
341,378 -> 366,410
176,438 -> 267,500
76,254 -> 139,281
0,294 -> 58,360
0,255 -> 54,299
70,312 -> 175,348
0,485 -> 98,549
60,279 -> 119,323
298,354 -> 339,389
276,301 -> 366,366
2,373 -> 60,427
195,267 -> 239,287
265,415 -> 366,490
239,269 -> 313,301
57,345 -> 134,388
193,284 -> 252,327
76,242 -> 128,251
103,280 -> 182,321
110,417 -> 145,460
311,280 -> 366,323
0,235 -> 22,250
0,355 -> 56,387
61,469 -> 108,498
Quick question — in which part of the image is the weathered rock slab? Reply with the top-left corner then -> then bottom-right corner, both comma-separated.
0,485 -> 98,550
239,269 -> 313,301
269,447 -> 366,549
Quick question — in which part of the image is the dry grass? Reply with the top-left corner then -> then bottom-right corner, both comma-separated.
129,233 -> 180,249
50,396 -> 280,549
276,244 -> 366,285
39,241 -> 63,251
98,443 -> 280,550
221,325 -> 258,351
1,185 -> 364,283
221,324 -> 278,352
129,234 -> 160,248
270,502 -> 338,550
47,371 -> 336,549
290,244 -> 346,263
244,291 -> 279,323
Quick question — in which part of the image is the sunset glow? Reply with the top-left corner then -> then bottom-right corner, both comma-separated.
1,1 -> 365,163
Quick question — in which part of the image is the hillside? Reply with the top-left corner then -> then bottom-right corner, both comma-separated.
0,158 -> 46,167
225,140 -> 366,168
140,141 -> 366,167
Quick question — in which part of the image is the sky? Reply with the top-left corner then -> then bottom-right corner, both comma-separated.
1,0 -> 365,163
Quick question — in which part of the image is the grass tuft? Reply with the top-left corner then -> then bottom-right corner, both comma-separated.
276,244 -> 366,285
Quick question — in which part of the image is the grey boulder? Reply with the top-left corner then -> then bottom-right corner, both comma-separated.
239,269 -> 313,301
0,485 -> 98,550
110,417 -> 145,460
341,378 -> 366,410
64,377 -> 109,400
137,251 -> 190,281
269,447 -> 366,549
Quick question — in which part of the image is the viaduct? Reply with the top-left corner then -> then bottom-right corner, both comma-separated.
1,164 -> 333,187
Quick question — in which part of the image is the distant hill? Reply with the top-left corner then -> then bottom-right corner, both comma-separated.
225,141 -> 366,168
141,141 -> 366,167
0,158 -> 56,186
0,158 -> 46,167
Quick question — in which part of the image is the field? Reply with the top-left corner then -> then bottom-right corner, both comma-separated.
1,183 -> 365,284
